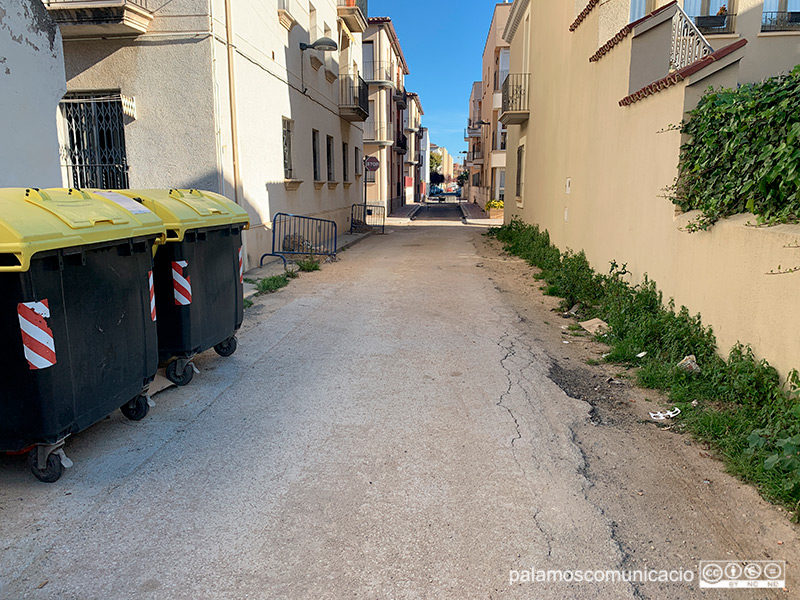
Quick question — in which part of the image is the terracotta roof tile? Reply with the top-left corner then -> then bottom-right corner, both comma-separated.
589,1 -> 678,63
569,0 -> 600,32
618,39 -> 748,106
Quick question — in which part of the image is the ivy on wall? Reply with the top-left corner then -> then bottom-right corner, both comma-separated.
673,65 -> 800,232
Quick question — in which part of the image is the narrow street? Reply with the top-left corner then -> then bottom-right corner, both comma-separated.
0,216 -> 797,599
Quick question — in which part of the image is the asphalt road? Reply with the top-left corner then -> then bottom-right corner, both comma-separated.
0,217 -> 796,599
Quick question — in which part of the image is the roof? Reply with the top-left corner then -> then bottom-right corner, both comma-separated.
619,39 -> 748,106
482,2 -> 512,58
407,92 -> 424,115
367,17 -> 410,75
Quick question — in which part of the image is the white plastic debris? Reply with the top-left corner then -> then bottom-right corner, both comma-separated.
649,407 -> 681,421
677,355 -> 701,373
636,351 -> 648,358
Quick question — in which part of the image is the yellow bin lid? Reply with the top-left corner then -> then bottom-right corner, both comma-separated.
0,188 -> 166,273
108,189 -> 250,243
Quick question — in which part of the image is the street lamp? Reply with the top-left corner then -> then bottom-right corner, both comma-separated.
300,37 -> 338,94
299,37 -> 338,52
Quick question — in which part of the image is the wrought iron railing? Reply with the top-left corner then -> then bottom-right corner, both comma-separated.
395,132 -> 408,153
363,61 -> 393,82
501,73 -> 530,114
495,69 -> 509,91
363,122 -> 390,142
691,12 -> 736,34
671,5 -> 713,71
45,0 -> 151,7
761,10 -> 800,32
340,74 -> 368,115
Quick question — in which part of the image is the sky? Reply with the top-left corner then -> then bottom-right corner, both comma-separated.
368,0 -> 510,162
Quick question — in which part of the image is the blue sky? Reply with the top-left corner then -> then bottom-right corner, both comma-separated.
368,0 -> 509,161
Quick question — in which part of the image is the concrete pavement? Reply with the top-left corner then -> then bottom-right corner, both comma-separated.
0,214 -> 795,599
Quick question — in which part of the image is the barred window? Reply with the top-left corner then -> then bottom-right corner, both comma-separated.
59,92 -> 129,189
343,142 -> 349,182
515,145 -> 525,198
283,118 -> 293,179
312,129 -> 321,181
326,135 -> 335,181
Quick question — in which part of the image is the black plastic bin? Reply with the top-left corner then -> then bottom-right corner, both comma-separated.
0,188 -> 166,481
112,189 -> 250,386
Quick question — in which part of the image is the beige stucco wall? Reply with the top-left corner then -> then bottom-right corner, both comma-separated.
0,0 -> 66,187
506,0 -> 800,377
60,0 -> 365,268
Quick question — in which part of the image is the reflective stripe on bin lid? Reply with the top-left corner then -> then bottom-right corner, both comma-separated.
0,188 -> 165,272
107,189 -> 250,243
17,300 -> 57,370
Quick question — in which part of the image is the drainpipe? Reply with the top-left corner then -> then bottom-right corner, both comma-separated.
224,0 -> 242,205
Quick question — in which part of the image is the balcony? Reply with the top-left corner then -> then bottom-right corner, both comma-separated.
691,12 -> 736,35
499,73 -> 530,126
339,74 -> 369,122
364,122 -> 392,145
363,61 -> 394,86
394,132 -> 408,155
43,0 -> 154,38
762,11 -> 800,32
337,0 -> 368,33
464,127 -> 481,139
470,149 -> 484,164
394,86 -> 407,108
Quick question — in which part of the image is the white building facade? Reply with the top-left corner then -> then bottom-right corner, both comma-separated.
0,0 -> 66,187
45,0 -> 370,268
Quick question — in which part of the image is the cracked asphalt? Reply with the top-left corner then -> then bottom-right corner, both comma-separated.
0,206 -> 797,599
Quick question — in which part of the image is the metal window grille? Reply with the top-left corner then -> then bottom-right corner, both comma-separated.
342,142 -> 349,182
312,130 -> 321,181
515,145 -> 524,197
366,170 -> 376,183
59,93 -> 129,189
355,147 -> 362,175
283,119 -> 293,179
326,135 -> 335,181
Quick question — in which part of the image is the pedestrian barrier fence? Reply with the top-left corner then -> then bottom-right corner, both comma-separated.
260,213 -> 338,267
350,204 -> 385,234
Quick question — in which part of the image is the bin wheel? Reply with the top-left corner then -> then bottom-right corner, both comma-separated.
121,394 -> 150,421
27,449 -> 64,483
166,360 -> 194,386
214,336 -> 238,357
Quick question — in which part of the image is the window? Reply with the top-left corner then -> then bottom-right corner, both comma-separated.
282,118 -> 293,179
355,147 -> 362,175
326,135 -> 335,181
343,142 -> 349,182
309,3 -> 317,39
762,0 -> 800,31
515,146 -> 524,198
498,169 -> 506,202
366,169 -> 376,183
312,129 -> 321,181
630,0 -> 655,21
59,92 -> 129,188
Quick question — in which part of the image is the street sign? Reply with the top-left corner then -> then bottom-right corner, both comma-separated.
365,156 -> 380,172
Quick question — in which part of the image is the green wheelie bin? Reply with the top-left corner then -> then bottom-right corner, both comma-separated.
108,189 -> 250,386
0,188 -> 166,481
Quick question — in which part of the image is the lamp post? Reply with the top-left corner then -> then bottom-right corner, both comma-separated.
299,37 -> 338,94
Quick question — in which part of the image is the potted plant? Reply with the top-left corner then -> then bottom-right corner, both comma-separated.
484,199 -> 504,219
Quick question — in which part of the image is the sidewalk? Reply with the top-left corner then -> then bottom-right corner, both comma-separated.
460,202 -> 504,226
387,202 -> 422,222
243,229 -> 373,299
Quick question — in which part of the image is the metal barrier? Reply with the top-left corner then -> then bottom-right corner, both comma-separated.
260,213 -> 337,267
350,204 -> 385,234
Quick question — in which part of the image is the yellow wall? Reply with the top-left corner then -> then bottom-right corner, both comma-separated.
506,0 -> 800,377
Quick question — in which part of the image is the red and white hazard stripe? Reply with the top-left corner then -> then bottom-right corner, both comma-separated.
172,260 -> 192,306
17,300 -> 57,370
238,247 -> 244,284
148,270 -> 157,321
